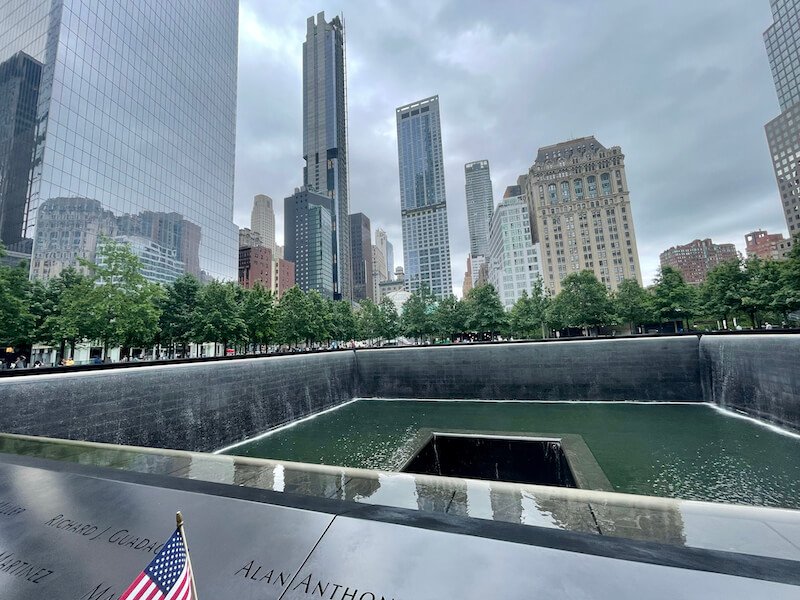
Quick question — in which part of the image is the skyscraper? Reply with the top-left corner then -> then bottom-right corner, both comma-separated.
764,0 -> 800,237
251,195 -> 275,254
523,136 -> 642,294
303,12 -> 351,300
1,0 -> 239,282
284,188 -> 335,298
396,96 -> 453,298
464,160 -> 494,257
371,244 -> 387,300
375,228 -> 394,277
349,213 -> 373,301
385,239 -> 394,274
488,186 -> 541,309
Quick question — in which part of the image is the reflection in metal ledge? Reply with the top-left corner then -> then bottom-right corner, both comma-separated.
0,431 -> 798,561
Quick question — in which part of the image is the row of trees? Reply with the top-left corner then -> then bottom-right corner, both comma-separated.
2,238 -> 800,358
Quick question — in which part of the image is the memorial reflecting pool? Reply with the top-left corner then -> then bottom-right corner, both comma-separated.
223,400 -> 800,509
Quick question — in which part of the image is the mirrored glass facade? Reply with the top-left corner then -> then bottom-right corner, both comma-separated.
464,160 -> 493,258
396,95 -> 453,299
0,0 -> 239,282
764,0 -> 800,113
303,12 -> 350,300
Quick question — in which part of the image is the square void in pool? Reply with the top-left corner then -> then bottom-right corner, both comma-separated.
401,433 -> 578,488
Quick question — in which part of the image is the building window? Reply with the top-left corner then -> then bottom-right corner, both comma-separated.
588,176 -> 597,198
601,173 -> 611,195
548,184 -> 557,204
574,178 -> 583,199
561,181 -> 571,201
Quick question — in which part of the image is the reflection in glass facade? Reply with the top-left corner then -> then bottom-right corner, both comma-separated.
396,96 -> 453,298
0,51 -> 41,253
764,0 -> 800,236
764,0 -> 800,112
0,0 -> 239,282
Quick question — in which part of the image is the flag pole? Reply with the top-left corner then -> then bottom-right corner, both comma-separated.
176,511 -> 199,599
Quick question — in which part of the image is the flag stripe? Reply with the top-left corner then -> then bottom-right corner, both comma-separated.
144,581 -> 163,600
120,527 -> 194,600
164,564 -> 189,600
171,572 -> 191,600
122,572 -> 150,599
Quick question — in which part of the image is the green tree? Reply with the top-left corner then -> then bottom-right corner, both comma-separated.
306,290 -> 332,344
159,274 -> 200,357
0,248 -> 34,347
241,283 -> 275,352
377,297 -> 400,341
463,284 -> 506,337
329,300 -> 358,343
613,278 -> 655,333
699,259 -> 747,327
651,266 -> 696,331
778,238 -> 800,319
509,278 -> 550,339
547,271 -> 614,334
357,299 -> 382,343
433,294 -> 466,341
38,271 -> 95,359
79,239 -> 162,357
402,287 -> 436,342
740,257 -> 784,327
192,280 -> 246,354
275,286 -> 312,347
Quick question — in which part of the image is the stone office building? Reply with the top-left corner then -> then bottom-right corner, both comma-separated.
745,229 -> 793,260
239,245 -> 273,290
522,136 -> 642,294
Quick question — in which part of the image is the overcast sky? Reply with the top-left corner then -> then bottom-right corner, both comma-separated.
233,0 -> 785,295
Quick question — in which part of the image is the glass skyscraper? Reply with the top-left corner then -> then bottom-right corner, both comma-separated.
464,160 -> 494,258
0,0 -> 239,282
303,12 -> 350,301
396,95 -> 453,298
284,188 -> 335,298
764,0 -> 800,236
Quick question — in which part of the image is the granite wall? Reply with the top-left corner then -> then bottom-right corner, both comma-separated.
700,335 -> 800,432
0,352 -> 356,452
355,337 -> 703,402
1,335 -> 797,452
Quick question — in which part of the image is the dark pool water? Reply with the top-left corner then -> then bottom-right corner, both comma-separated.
224,400 -> 800,509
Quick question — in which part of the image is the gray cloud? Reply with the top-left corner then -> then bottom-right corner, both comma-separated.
234,0 -> 785,291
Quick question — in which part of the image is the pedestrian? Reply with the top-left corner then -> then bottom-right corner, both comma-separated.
33,361 -> 42,368
14,355 -> 26,369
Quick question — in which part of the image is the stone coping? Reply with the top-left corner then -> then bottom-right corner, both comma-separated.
1,431 -> 799,563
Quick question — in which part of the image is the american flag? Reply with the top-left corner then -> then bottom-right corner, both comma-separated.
120,528 -> 194,600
